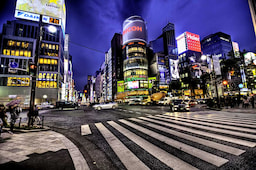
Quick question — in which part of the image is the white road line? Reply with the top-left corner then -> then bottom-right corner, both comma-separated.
139,117 -> 256,147
161,115 -> 256,133
155,115 -> 256,140
95,123 -> 149,170
164,113 -> 256,128
120,119 -> 229,167
135,112 -> 141,114
204,115 -> 256,123
52,131 -> 90,170
130,118 -> 245,156
107,121 -> 198,170
81,124 -> 92,136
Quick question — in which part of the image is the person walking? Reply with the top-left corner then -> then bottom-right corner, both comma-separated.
9,105 -> 17,132
250,95 -> 255,108
0,104 -> 8,134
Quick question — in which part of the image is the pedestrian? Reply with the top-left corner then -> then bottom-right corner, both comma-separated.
0,104 -> 8,129
9,105 -> 18,132
243,97 -> 249,109
250,95 -> 255,108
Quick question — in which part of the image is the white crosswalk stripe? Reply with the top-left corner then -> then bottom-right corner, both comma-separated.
93,113 -> 256,169
155,115 -> 256,140
130,117 -> 245,156
108,121 -> 198,170
95,123 -> 150,170
164,113 -> 256,128
161,114 -> 256,133
119,119 -> 229,167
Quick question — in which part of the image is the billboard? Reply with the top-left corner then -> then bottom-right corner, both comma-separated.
232,41 -> 240,58
244,52 -> 256,66
176,33 -> 187,54
117,81 -> 124,93
16,0 -> 64,19
186,32 -> 201,52
176,31 -> 201,54
127,81 -> 139,89
123,16 -> 147,45
170,59 -> 180,80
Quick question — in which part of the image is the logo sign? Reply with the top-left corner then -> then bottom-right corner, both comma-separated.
9,60 -> 19,68
8,68 -> 17,73
186,32 -> 201,52
15,10 -> 50,23
15,10 -> 40,21
123,16 -> 147,45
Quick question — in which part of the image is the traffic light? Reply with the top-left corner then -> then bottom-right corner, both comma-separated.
222,80 -> 228,86
29,63 -> 37,76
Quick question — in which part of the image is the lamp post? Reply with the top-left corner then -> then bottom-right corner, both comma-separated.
28,15 -> 57,126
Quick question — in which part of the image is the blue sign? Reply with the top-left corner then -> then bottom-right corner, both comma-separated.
9,61 -> 18,68
239,83 -> 243,89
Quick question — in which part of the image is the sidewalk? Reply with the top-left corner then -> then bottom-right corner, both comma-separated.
221,106 -> 256,114
0,116 -> 89,170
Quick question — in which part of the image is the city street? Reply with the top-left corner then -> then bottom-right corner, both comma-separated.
37,105 -> 256,169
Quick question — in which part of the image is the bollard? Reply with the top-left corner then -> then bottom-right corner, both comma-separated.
19,117 -> 22,128
42,116 -> 44,128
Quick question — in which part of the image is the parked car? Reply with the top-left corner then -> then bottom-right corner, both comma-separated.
170,100 -> 190,112
56,101 -> 79,110
37,102 -> 54,109
128,99 -> 141,105
197,99 -> 206,104
188,99 -> 198,107
93,102 -> 118,111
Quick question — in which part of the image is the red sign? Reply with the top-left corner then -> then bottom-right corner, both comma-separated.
186,32 -> 201,52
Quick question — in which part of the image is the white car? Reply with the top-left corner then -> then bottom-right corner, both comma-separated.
93,102 -> 118,111
37,102 -> 54,109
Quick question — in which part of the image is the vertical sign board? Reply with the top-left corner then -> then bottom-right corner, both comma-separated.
185,32 -> 201,52
176,33 -> 187,54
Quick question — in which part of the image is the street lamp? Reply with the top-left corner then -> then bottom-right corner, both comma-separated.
28,15 -> 57,127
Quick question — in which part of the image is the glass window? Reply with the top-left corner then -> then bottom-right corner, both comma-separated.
11,50 -> 15,56
20,50 -> 23,56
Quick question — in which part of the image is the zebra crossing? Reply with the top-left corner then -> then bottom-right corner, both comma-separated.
90,112 -> 256,169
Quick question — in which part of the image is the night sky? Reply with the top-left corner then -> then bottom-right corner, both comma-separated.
0,0 -> 256,91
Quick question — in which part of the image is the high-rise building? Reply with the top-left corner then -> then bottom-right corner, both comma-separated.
248,0 -> 256,38
122,16 -> 149,98
0,19 -> 65,106
176,31 -> 203,97
201,32 -> 233,60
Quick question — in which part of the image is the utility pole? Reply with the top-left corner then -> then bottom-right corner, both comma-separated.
28,15 -> 42,127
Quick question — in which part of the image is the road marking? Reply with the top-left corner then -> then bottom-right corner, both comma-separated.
52,131 -> 90,170
204,115 -> 256,123
81,124 -> 92,136
120,119 -> 229,167
161,114 -> 256,133
166,114 -> 256,128
108,121 -> 198,170
139,117 -> 256,147
135,112 -> 141,114
130,118 -> 245,156
155,115 -> 256,140
95,123 -> 149,170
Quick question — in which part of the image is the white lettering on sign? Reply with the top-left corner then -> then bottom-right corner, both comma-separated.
187,34 -> 200,41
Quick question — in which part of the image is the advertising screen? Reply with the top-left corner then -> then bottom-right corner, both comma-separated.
127,81 -> 139,89
170,59 -> 180,80
244,52 -> 256,66
186,32 -> 201,52
176,33 -> 187,54
117,81 -> 124,93
16,0 -> 65,19
232,41 -> 240,58
123,16 -> 147,45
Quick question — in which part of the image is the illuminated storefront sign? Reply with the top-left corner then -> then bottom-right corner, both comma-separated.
148,77 -> 156,88
126,90 -> 149,96
244,52 -> 256,66
232,42 -> 240,58
128,81 -> 139,89
37,81 -> 57,88
7,77 -> 30,86
38,72 -> 57,81
117,81 -> 124,93
176,33 -> 187,54
122,16 -> 147,45
3,39 -> 32,57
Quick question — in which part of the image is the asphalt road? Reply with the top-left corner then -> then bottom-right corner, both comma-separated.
41,105 -> 256,170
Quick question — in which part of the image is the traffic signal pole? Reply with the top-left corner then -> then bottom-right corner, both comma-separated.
28,15 -> 42,127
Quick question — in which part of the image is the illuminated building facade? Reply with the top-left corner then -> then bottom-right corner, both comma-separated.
122,16 -> 149,98
0,19 -> 65,106
176,31 -> 203,97
248,0 -> 256,38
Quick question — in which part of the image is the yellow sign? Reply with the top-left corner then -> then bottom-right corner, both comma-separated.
7,77 -> 30,86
